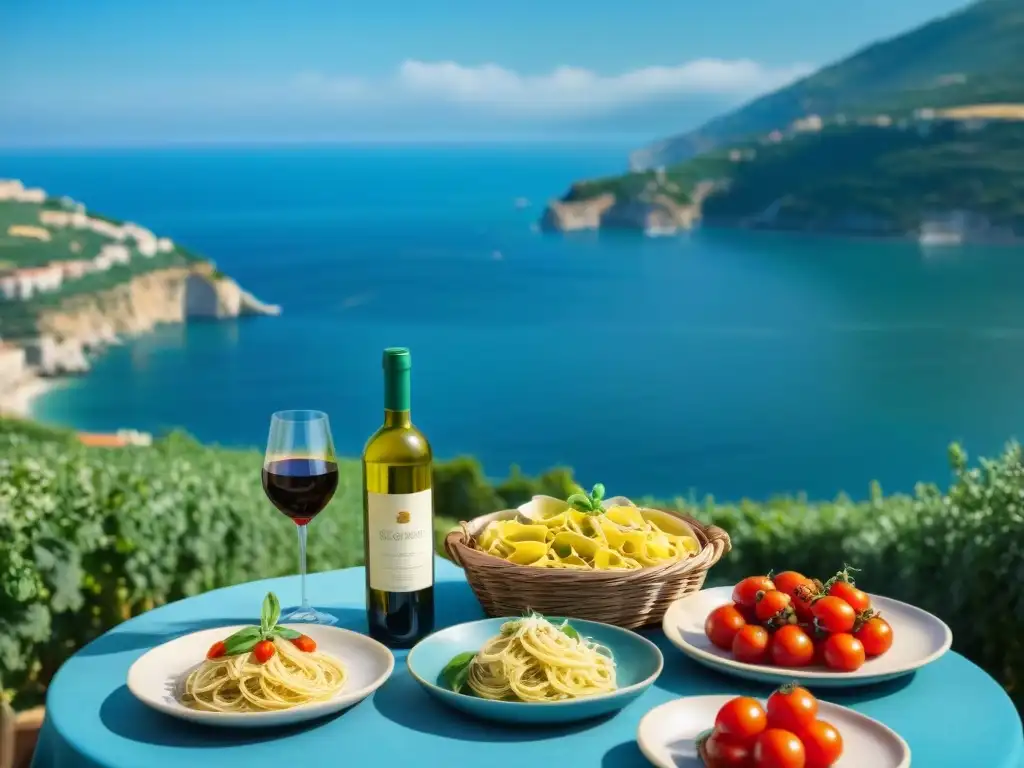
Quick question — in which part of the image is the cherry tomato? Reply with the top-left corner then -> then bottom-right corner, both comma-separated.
735,602 -> 759,624
799,719 -> 844,768
795,587 -> 822,621
715,696 -> 768,742
828,581 -> 871,614
811,636 -> 828,667
291,634 -> 317,652
854,616 -> 893,657
206,640 -> 226,660
733,576 -> 776,608
753,728 -> 806,768
755,590 -> 794,623
732,624 -> 771,664
811,596 -> 857,634
766,684 -> 818,732
771,625 -> 815,668
704,730 -> 754,767
822,633 -> 865,672
772,571 -> 809,597
773,572 -> 819,621
706,604 -> 748,651
253,639 -> 276,664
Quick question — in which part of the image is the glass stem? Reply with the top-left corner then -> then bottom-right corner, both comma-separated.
297,523 -> 310,610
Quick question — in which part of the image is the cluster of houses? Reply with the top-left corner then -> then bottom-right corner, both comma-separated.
0,181 -> 175,302
711,104 -> 1024,169
750,103 -> 1024,152
0,179 -> 46,204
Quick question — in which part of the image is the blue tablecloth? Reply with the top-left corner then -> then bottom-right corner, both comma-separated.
33,557 -> 1024,768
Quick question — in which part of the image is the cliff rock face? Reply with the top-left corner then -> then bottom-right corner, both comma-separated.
36,267 -> 280,345
539,194 -> 616,232
539,181 -> 718,234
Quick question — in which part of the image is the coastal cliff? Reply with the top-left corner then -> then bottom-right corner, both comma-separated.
0,181 -> 281,411
37,265 -> 279,344
539,176 -> 717,235
541,117 -> 1024,241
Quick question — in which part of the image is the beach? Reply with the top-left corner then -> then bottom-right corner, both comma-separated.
0,375 -> 61,419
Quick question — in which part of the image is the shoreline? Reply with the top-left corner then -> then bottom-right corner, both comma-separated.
0,374 -> 63,420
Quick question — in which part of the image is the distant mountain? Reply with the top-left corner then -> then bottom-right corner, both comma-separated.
630,0 -> 1024,170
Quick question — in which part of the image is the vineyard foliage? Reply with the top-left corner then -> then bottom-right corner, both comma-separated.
0,418 -> 1020,711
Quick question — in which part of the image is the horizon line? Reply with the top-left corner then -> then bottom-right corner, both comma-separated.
0,134 -> 658,151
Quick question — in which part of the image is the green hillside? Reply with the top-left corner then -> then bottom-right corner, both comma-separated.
702,120 -> 1024,234
0,198 -> 207,339
632,0 -> 1024,168
567,119 -> 1024,238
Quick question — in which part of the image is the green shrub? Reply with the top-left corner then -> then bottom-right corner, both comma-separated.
0,418 -> 1021,715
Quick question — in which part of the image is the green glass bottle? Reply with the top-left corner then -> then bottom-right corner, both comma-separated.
361,347 -> 435,647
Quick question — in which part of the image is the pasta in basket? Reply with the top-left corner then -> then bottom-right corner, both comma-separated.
474,484 -> 700,570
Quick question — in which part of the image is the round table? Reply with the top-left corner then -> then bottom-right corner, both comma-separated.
34,558 -> 1024,768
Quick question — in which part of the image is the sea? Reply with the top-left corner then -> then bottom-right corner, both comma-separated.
2,143 -> 1024,502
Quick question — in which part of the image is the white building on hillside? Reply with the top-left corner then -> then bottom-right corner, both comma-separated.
39,209 -> 88,228
122,223 -> 158,257
0,180 -> 23,200
0,179 -> 47,203
57,260 -> 96,280
95,244 -> 131,270
87,218 -> 124,239
18,188 -> 46,203
157,237 -> 174,253
0,265 -> 64,300
791,114 -> 824,133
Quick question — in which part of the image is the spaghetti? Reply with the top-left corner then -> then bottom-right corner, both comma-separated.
181,636 -> 346,713
463,615 -> 617,702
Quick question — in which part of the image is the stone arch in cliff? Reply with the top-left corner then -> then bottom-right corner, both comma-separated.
184,273 -> 221,318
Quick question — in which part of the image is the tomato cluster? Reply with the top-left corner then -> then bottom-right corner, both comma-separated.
698,686 -> 842,768
206,633 -> 317,664
704,567 -> 894,672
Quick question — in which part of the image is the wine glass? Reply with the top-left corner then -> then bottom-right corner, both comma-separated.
262,410 -> 339,625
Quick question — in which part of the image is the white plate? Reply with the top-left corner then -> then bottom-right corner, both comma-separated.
637,695 -> 911,768
663,586 -> 951,687
127,624 -> 395,727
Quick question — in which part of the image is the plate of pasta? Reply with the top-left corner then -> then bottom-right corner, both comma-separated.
126,592 -> 395,727
405,613 -> 663,724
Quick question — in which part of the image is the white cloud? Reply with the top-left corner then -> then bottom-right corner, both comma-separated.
293,58 -> 813,117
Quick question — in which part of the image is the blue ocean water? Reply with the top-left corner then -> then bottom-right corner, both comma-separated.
3,144 -> 1024,501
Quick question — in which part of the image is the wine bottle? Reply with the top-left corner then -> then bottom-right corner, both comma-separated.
362,347 -> 435,647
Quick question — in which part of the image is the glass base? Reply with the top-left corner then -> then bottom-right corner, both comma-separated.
280,605 -> 338,626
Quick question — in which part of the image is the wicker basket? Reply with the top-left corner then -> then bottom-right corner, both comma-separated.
444,495 -> 731,629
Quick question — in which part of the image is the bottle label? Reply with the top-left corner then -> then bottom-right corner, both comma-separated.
367,489 -> 434,592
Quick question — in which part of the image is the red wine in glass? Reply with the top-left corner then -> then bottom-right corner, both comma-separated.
262,457 -> 339,525
263,410 -> 339,625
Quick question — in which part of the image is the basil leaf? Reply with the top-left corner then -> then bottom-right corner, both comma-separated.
223,626 -> 262,646
560,622 -> 581,641
261,592 -> 281,634
223,634 -> 261,656
566,493 -> 591,511
273,626 -> 301,640
440,651 -> 476,693
591,483 -> 605,502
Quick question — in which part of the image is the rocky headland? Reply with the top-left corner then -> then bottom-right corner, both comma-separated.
0,180 -> 279,415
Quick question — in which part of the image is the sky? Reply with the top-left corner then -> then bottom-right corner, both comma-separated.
0,0 -> 973,146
